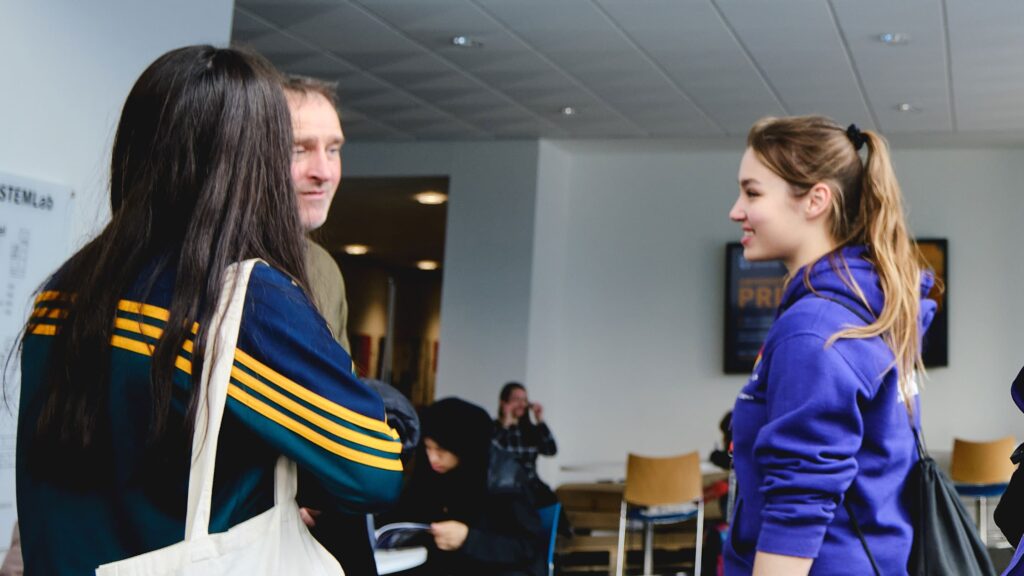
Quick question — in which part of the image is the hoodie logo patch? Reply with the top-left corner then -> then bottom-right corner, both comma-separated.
750,345 -> 765,376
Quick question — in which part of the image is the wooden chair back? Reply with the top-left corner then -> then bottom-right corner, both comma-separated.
623,451 -> 701,507
950,436 -> 1017,484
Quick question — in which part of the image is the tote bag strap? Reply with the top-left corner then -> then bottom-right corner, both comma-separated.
184,259 -> 261,540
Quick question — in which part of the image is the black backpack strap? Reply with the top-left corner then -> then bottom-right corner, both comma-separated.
815,293 -> 930,448
813,293 -> 874,324
817,294 -> 883,575
844,499 -> 881,576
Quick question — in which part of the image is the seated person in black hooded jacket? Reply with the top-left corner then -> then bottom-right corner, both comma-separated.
386,397 -> 545,576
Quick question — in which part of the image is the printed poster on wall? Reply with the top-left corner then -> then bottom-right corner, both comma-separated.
0,171 -> 75,551
723,239 -> 949,374
723,243 -> 786,374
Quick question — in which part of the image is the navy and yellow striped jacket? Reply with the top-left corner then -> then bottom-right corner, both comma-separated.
17,262 -> 403,574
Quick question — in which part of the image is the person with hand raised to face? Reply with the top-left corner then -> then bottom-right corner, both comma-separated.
493,383 -> 560,509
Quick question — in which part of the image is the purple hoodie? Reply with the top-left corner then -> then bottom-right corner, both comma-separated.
1002,370 -> 1024,576
1006,520 -> 1024,575
725,246 -> 937,575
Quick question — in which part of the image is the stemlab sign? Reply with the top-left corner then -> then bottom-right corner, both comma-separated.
0,183 -> 54,211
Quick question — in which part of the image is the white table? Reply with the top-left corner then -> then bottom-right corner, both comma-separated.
374,546 -> 428,575
559,459 -> 722,479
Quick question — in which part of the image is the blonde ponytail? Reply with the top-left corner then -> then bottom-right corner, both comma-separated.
831,131 -> 927,409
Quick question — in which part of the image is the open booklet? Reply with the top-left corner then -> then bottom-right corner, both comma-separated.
374,522 -> 432,549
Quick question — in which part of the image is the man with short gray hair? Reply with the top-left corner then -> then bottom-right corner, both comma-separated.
284,75 -> 376,575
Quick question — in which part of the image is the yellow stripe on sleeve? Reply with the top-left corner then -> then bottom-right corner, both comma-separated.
110,334 -> 155,356
233,348 -> 399,439
39,298 -> 389,449
117,300 -> 200,334
31,307 -> 67,319
231,367 -> 401,454
113,317 -> 395,448
35,291 -> 64,303
113,317 -> 195,354
114,317 -> 163,340
29,324 -> 58,336
109,334 -> 193,375
175,356 -> 194,375
117,300 -> 171,322
227,384 -> 402,472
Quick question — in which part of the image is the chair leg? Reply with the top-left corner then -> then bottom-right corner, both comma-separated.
694,500 -> 704,576
643,521 -> 653,575
616,500 -> 627,576
978,497 -> 988,547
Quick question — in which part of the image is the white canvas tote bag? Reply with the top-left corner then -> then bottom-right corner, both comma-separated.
96,260 -> 343,576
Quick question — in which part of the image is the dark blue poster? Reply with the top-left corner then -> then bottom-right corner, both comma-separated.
724,243 -> 786,374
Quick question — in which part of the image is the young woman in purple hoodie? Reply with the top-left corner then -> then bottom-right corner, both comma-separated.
725,116 -> 938,575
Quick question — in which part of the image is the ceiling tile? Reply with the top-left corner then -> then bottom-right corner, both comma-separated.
231,8 -> 276,44
283,53 -> 359,79
237,1 -> 340,30
477,0 -> 719,136
716,0 -> 874,129
228,0 -> 1024,140
288,4 -> 422,60
351,0 -> 505,44
830,0 -> 953,134
946,0 -> 1024,130
596,0 -> 785,135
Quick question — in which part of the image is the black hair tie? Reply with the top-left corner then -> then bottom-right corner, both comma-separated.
846,124 -> 867,151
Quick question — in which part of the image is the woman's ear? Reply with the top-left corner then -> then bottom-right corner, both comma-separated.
805,182 -> 833,220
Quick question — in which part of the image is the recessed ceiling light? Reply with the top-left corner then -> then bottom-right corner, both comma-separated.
451,35 -> 482,48
416,260 -> 440,271
414,191 -> 448,205
343,244 -> 370,255
878,32 -> 910,45
896,103 -> 920,112
560,106 -> 577,116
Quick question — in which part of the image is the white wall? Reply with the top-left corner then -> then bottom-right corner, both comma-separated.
0,0 -> 234,246
346,138 -> 1024,488
531,141 -> 753,485
343,141 -> 540,409
894,149 -> 1024,449
525,141 -> 574,435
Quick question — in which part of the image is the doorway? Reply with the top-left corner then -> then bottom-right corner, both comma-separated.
314,175 -> 448,407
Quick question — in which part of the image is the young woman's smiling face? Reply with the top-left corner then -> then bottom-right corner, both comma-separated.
730,148 -> 813,270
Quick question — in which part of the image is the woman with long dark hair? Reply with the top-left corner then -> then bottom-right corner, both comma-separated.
15,45 -> 402,573
725,116 -> 938,575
